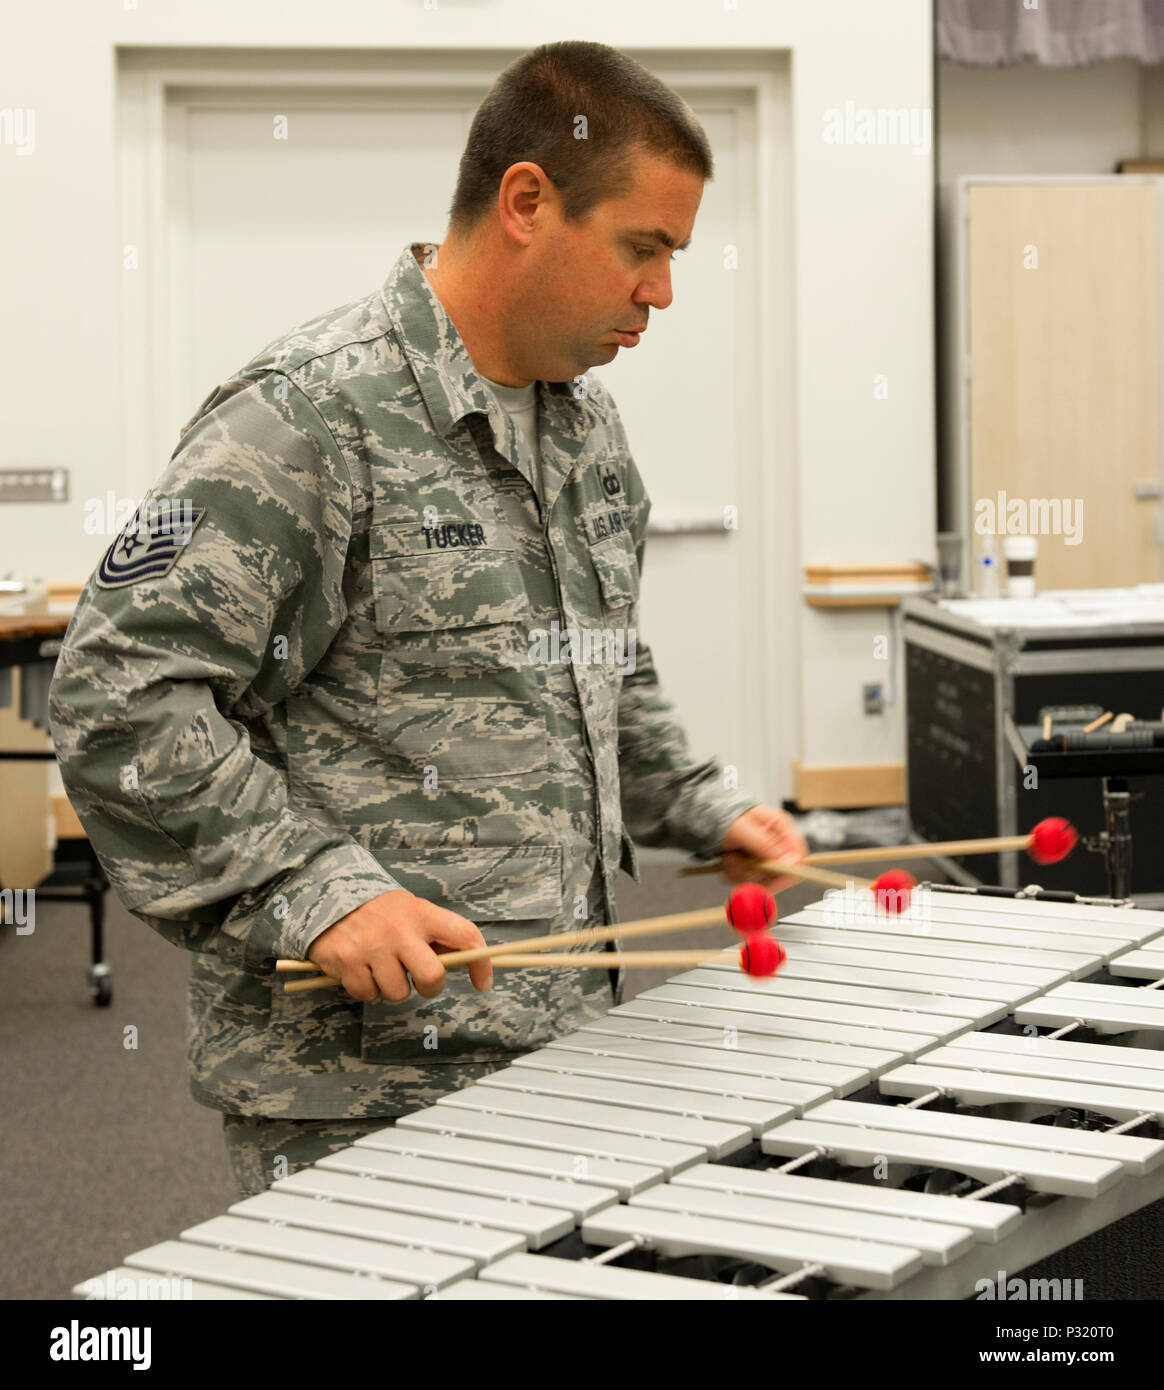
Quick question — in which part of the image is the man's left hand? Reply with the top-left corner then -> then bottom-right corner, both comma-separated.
719,805 -> 808,894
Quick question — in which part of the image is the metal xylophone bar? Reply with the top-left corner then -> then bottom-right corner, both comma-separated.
842,935 -> 1164,1298
74,888 -> 1164,1300
568,900 -> 1164,1295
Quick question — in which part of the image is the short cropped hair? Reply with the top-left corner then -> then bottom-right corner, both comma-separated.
448,41 -> 714,235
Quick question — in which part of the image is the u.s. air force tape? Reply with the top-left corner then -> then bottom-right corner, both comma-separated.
95,505 -> 207,590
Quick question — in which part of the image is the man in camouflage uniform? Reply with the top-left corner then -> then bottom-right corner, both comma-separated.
48,40 -> 804,1197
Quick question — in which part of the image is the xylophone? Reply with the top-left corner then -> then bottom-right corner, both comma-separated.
76,884 -> 1164,1301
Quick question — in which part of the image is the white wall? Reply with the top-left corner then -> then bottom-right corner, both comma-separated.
2,0 -> 936,803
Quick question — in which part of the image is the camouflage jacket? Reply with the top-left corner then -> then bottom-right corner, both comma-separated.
48,243 -> 757,1119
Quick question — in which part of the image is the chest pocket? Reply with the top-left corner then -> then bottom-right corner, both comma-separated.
371,522 -> 547,780
587,532 -> 639,622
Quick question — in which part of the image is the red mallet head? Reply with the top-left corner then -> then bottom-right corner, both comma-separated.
1029,816 -> 1078,865
873,869 -> 916,915
726,883 -> 777,936
739,933 -> 786,977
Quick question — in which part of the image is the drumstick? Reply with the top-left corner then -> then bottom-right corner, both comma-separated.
275,903 -> 737,981
761,860 -> 872,889
680,856 -> 878,880
660,859 -> 871,890
439,950 -> 733,968
682,816 -> 1078,873
277,862 -> 874,981
282,947 -> 737,991
277,861 -> 855,978
278,877 -> 797,991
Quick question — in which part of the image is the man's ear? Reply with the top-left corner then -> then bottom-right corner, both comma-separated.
498,162 -> 551,246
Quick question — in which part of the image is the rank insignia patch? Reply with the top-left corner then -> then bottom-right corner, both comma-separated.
95,504 -> 206,590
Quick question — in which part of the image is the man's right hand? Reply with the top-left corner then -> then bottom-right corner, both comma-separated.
306,889 -> 493,1002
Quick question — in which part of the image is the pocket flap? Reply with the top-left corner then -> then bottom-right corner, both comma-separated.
366,843 -> 564,921
371,532 -> 528,633
588,535 -> 638,609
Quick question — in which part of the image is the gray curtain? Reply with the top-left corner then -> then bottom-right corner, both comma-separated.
938,0 -> 1164,65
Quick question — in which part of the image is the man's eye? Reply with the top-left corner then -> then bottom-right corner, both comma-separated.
633,246 -> 676,261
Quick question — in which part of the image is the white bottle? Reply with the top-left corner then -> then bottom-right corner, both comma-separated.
978,533 -> 1000,599
1003,534 -> 1038,598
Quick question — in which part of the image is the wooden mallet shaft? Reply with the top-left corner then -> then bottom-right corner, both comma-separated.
282,948 -> 733,993
680,856 -> 876,884
275,903 -> 734,981
683,830 -> 1055,874
485,950 -> 732,968
804,832 -> 1045,865
755,858 -> 871,888
280,860 -> 857,983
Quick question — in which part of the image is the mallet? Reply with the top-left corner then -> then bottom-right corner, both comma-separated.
282,935 -> 787,993
683,816 -> 1078,875
277,884 -> 787,993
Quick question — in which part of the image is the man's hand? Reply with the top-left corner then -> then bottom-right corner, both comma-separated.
307,889 -> 493,1002
719,805 -> 808,894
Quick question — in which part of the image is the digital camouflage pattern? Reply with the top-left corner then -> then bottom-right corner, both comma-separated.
221,1113 -> 398,1199
48,243 -> 758,1119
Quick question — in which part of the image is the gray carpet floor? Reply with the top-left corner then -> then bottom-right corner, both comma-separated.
0,851 -> 942,1299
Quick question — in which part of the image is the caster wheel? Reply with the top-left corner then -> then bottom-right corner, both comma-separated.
88,964 -> 113,1007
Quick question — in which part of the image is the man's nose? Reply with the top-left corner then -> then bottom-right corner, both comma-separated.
636,264 -> 673,312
